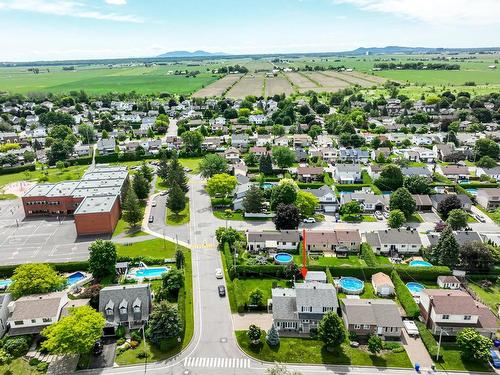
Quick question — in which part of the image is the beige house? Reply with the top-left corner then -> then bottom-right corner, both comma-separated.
371,272 -> 395,296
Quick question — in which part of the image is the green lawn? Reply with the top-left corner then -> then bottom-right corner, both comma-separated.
179,157 -> 202,173
115,238 -> 187,259
0,165 -> 88,188
476,205 -> 500,225
233,278 -> 289,309
166,198 -> 190,225
338,283 -> 379,300
341,214 -> 377,222
112,218 -> 148,238
436,344 -> 492,372
467,214 -> 478,223
213,210 -> 272,222
0,193 -> 18,200
0,358 -> 40,374
236,331 -> 411,368
468,282 -> 500,311
309,255 -> 365,267
375,255 -> 391,265
406,213 -> 423,223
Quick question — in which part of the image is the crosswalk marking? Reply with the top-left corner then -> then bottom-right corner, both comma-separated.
183,357 -> 250,368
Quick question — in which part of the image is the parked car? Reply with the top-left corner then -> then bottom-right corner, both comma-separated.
383,211 -> 390,219
218,285 -> 226,297
160,191 -> 167,196
184,167 -> 192,172
152,201 -> 157,207
374,211 -> 384,220
303,217 -> 316,223
490,348 -> 500,368
475,214 -> 486,223
148,215 -> 154,223
215,268 -> 223,279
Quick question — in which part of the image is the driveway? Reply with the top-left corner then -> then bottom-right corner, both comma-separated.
402,328 -> 434,370
89,338 -> 116,369
232,312 -> 273,331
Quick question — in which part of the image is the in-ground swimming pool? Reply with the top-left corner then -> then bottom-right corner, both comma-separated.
339,277 -> 364,294
66,272 -> 86,285
409,260 -> 432,267
406,282 -> 425,294
261,182 -> 275,190
465,188 -> 478,196
274,253 -> 293,265
0,279 -> 12,289
130,267 -> 169,279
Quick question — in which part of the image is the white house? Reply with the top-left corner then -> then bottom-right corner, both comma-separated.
437,276 -> 461,290
365,228 -> 422,255
371,272 -> 395,297
246,230 -> 299,252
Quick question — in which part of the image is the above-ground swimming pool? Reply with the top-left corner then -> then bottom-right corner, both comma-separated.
0,279 -> 12,289
274,253 -> 293,265
130,267 -> 169,279
339,277 -> 364,295
409,260 -> 432,267
66,272 -> 86,286
406,282 -> 425,294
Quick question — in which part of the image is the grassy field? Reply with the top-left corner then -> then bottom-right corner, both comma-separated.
468,282 -> 500,311
233,278 -> 289,309
115,238 -> 187,259
0,165 -> 88,188
236,331 -> 412,368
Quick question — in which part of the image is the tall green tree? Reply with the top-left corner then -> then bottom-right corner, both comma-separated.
375,164 -> 403,191
446,209 -> 468,230
166,153 -> 188,192
259,154 -> 273,176
429,225 -> 460,268
437,195 -> 462,219
474,138 -> 499,159
88,240 -> 117,280
388,209 -> 406,228
146,302 -> 183,346
274,203 -> 300,230
181,130 -> 204,154
10,263 -> 65,297
403,175 -> 431,194
199,154 -> 228,178
317,311 -> 345,350
41,306 -> 105,354
457,328 -> 492,363
459,242 -> 494,272
167,183 -> 187,215
266,325 -> 280,347
242,185 -> 264,213
272,146 -> 296,168
122,188 -> 143,228
367,334 -> 383,354
247,324 -> 262,346
270,179 -> 298,210
138,162 -> 153,183
295,190 -> 319,217
206,173 -> 237,197
157,156 -> 169,181
133,172 -> 150,200
389,187 -> 416,219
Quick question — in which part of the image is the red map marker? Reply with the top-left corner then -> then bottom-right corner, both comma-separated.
301,228 -> 308,278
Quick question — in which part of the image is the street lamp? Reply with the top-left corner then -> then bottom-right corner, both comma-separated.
436,326 -> 451,362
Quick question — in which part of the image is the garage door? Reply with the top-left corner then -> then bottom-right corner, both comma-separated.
324,206 -> 335,213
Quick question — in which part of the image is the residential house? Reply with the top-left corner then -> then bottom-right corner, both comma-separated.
319,148 -> 338,164
96,138 -> 116,155
0,294 -> 12,338
427,230 -> 482,248
333,164 -> 363,184
437,276 -> 461,290
274,136 -> 289,147
201,136 -> 221,151
436,165 -> 470,181
297,166 -> 324,182
430,194 -> 472,211
7,292 -> 69,336
249,114 -> 267,125
99,284 -> 152,336
365,228 -> 422,255
433,143 -> 472,163
255,135 -> 273,147
338,148 -> 369,164
367,164 -> 383,180
0,132 -> 20,144
316,135 -> 334,148
74,144 -> 92,157
232,182 -> 253,211
371,148 -> 391,161
341,299 -> 403,339
476,166 -> 500,182
295,148 -> 308,162
246,230 -> 300,252
476,188 -> 500,210
292,134 -> 312,148
401,167 -> 432,179
271,282 -> 338,334
371,272 -> 395,297
412,135 -> 433,146
340,193 -> 389,212
304,271 -> 327,284
231,134 -> 250,149
305,230 -> 361,255
418,289 -> 498,338
412,195 -> 433,211
301,186 -> 338,213
165,135 -> 182,150
223,147 -> 241,164
249,146 -> 271,157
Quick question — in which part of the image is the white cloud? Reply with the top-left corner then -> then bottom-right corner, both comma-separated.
0,0 -> 141,22
105,0 -> 126,5
335,0 -> 500,25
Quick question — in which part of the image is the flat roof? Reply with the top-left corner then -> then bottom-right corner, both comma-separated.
72,186 -> 122,198
45,181 -> 80,197
24,183 -> 56,197
82,171 -> 129,181
74,195 -> 118,215
76,178 -> 125,189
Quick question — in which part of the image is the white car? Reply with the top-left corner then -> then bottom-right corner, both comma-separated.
183,167 -> 192,172
383,211 -> 390,219
152,201 -> 157,207
374,211 -> 384,220
215,268 -> 223,279
303,217 -> 316,223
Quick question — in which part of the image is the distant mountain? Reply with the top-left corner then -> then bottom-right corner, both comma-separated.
157,50 -> 227,58
340,45 -> 500,55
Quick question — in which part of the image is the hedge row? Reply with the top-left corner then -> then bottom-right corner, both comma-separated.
391,270 -> 420,318
116,255 -> 170,265
69,156 -> 93,166
0,261 -> 89,278
334,183 -> 371,191
361,243 -> 378,267
416,321 -> 438,358
460,182 -> 498,189
297,182 -> 325,189
394,265 -> 452,281
0,163 -> 36,175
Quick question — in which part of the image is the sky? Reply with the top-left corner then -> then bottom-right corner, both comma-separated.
1,0 -> 500,61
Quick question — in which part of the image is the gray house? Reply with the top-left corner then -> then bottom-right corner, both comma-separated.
271,282 -> 338,335
99,284 -> 152,336
341,299 -> 403,339
365,228 -> 422,255
0,294 -> 13,338
301,186 -> 339,213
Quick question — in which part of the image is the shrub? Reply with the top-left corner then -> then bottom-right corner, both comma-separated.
3,336 -> 31,357
116,338 -> 126,346
29,358 -> 41,366
361,243 -> 378,267
37,362 -> 49,372
136,350 -> 149,359
391,270 -> 420,318
116,325 -> 126,339
416,321 -> 438,358
129,340 -> 139,349
0,349 -> 12,365
130,330 -> 142,343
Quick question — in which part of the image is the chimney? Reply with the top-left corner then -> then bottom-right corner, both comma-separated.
7,301 -> 15,314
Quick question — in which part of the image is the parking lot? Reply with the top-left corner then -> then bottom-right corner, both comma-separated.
0,200 -> 97,265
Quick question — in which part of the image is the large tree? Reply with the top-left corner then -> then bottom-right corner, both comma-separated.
476,155 -> 497,169
88,240 -> 117,280
339,200 -> 362,217
272,146 -> 296,168
317,311 -> 345,350
165,153 -> 188,192
259,154 -> 274,176
270,179 -> 298,210
78,123 -> 95,144
199,154 -> 228,178
243,185 -> 264,213
206,173 -> 237,197
375,164 -> 403,191
181,130 -> 204,154
295,190 -> 319,217
41,306 -> 105,354
389,187 -> 416,219
274,203 -> 300,230
122,188 -> 143,228
403,175 -> 431,195
437,195 -> 462,219
459,241 -> 494,272
388,209 -> 406,228
247,324 -> 262,346
167,183 -> 187,215
446,209 -> 468,230
429,225 -> 460,268
160,269 -> 184,298
474,137 -> 499,159
133,172 -> 150,200
457,328 -> 492,363
10,263 -> 65,297
146,302 -> 183,346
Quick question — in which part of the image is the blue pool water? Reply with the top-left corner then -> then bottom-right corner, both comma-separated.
465,188 -> 478,196
406,282 -> 425,294
132,267 -> 169,278
458,179 -> 470,184
409,260 -> 432,267
261,182 -> 275,190
66,272 -> 86,285
339,277 -> 364,293
274,253 -> 293,264
0,279 -> 12,288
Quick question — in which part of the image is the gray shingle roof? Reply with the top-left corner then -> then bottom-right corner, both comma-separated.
271,288 -> 296,320
367,229 -> 422,246
247,230 -> 300,243
295,282 -> 338,311
427,230 -> 482,247
342,299 -> 403,327
99,284 -> 152,326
